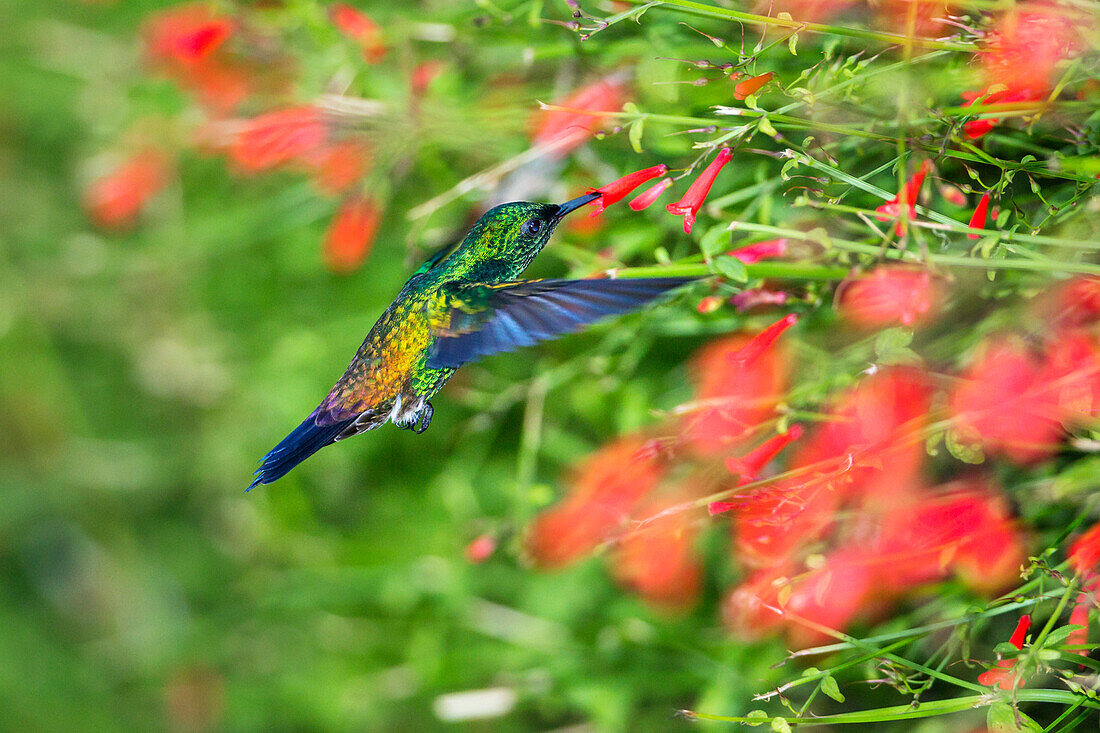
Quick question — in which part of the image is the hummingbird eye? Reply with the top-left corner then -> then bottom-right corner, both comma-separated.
521,218 -> 544,237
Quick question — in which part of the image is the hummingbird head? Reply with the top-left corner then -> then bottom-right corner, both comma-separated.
448,192 -> 601,282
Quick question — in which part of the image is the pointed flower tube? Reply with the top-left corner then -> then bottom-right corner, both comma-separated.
588,164 -> 668,215
968,192 -> 991,239
875,160 -> 931,233
84,150 -> 172,230
329,3 -> 386,63
978,614 -> 1031,689
231,106 -> 327,173
628,177 -> 673,211
324,196 -> 381,274
730,313 -> 798,366
734,72 -> 774,100
709,425 -> 804,515
666,147 -> 733,234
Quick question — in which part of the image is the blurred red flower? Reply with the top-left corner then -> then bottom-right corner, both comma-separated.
728,238 -> 787,264
464,534 -> 497,564
951,337 -> 1064,463
681,314 -> 793,457
1037,276 -> 1100,329
723,565 -> 791,639
731,288 -> 789,311
838,266 -> 941,329
589,164 -> 667,215
526,436 -> 666,569
329,3 -> 387,63
83,150 -> 171,230
1068,520 -> 1100,576
144,3 -> 234,66
323,196 -> 381,274
666,147 -> 733,234
1040,330 -> 1100,423
612,489 -> 703,611
978,614 -> 1031,690
231,106 -> 327,173
305,141 -> 371,196
532,76 -> 628,155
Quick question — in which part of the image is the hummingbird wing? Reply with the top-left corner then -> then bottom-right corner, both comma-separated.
426,276 -> 694,369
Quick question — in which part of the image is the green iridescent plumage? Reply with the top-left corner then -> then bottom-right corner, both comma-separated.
251,194 -> 694,487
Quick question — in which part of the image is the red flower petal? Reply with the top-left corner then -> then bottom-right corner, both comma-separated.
968,192 -> 991,238
323,196 -> 381,274
728,238 -> 787,264
231,106 -> 327,173
666,147 -> 733,234
837,266 -> 941,330
628,177 -> 673,211
83,150 -> 171,230
734,72 -> 774,100
589,164 -> 667,214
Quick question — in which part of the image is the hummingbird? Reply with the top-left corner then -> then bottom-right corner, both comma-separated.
251,192 -> 693,487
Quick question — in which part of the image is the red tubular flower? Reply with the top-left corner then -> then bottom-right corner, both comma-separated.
323,196 -> 381,274
612,489 -> 703,612
734,72 -> 774,100
722,565 -> 791,640
628,178 -> 673,211
231,106 -> 327,173
939,182 -> 968,208
329,3 -> 387,63
83,150 -> 171,230
532,76 -> 628,155
144,3 -> 235,66
709,425 -> 803,515
837,266 -> 942,330
666,148 -> 733,234
731,313 -> 798,366
588,164 -> 668,215
1068,594 -> 1089,659
950,336 -> 1064,464
978,614 -> 1031,690
525,436 -> 666,569
783,548 -> 879,648
875,160 -> 930,232
728,238 -> 787,264
968,193 -> 991,238
411,61 -> 446,96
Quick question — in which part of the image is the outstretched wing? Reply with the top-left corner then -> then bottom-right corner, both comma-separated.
426,277 -> 695,369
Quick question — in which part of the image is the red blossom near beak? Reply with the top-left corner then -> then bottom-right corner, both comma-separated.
837,266 -> 941,330
950,336 -> 1064,464
587,164 -> 668,215
734,72 -> 774,100
323,196 -> 381,274
666,147 -> 733,234
967,192 -> 991,238
875,160 -> 930,233
329,3 -> 387,63
532,76 -> 628,155
464,534 -> 497,564
230,106 -> 327,173
978,614 -> 1031,690
728,238 -> 788,264
628,177 -> 673,211
83,150 -> 172,230
525,436 -> 666,569
143,3 -> 235,66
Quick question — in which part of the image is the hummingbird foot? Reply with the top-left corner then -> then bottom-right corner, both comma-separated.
414,402 -> 433,434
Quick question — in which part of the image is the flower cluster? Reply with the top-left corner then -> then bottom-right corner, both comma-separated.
524,272 -> 1100,652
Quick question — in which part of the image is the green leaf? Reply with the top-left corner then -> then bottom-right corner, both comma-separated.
1042,624 -> 1083,648
745,710 -> 769,727
994,641 -> 1022,655
758,116 -> 779,139
987,701 -> 1041,732
771,717 -> 792,733
713,255 -> 748,283
820,675 -> 845,703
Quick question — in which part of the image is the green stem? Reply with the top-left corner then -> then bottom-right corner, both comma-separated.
619,0 -> 976,51
606,260 -> 849,280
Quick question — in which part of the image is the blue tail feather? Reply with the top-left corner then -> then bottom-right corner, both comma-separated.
249,412 -> 355,489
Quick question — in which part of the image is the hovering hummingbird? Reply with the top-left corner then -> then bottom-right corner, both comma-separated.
251,192 -> 693,487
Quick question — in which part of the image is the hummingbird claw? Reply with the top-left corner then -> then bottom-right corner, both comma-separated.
414,401 -> 433,434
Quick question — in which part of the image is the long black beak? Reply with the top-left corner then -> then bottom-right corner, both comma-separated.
554,191 -> 601,218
